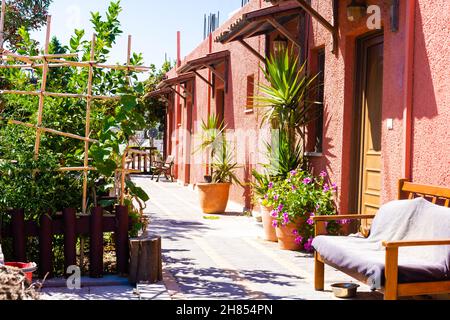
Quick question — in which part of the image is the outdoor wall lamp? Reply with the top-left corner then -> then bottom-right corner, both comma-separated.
273,34 -> 288,54
347,0 -> 367,22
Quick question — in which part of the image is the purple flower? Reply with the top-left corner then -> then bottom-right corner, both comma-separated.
307,212 -> 315,225
303,237 -> 314,252
339,219 -> 351,225
295,236 -> 303,245
270,210 -> 278,218
277,204 -> 284,212
319,171 -> 327,178
303,178 -> 312,185
264,194 -> 269,200
272,220 -> 279,228
273,194 -> 279,201
332,183 -> 338,191
290,170 -> 298,177
292,229 -> 299,236
323,184 -> 330,192
291,185 -> 297,191
268,182 -> 274,189
316,204 -> 321,210
282,212 -> 289,225
287,178 -> 292,183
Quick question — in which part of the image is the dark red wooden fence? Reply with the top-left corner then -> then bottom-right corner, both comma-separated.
1,206 -> 130,279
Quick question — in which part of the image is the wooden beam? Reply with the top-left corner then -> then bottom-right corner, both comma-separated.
238,39 -> 266,63
295,0 -> 338,53
266,17 -> 302,48
193,70 -> 214,88
168,86 -> 186,101
295,0 -> 335,33
203,64 -> 225,83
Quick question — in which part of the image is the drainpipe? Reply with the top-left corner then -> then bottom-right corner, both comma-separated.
402,0 -> 416,181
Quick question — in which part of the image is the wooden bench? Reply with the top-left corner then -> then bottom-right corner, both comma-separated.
313,179 -> 450,300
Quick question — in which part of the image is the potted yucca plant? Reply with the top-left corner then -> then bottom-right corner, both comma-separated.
196,115 -> 241,214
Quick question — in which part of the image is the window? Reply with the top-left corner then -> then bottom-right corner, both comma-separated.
314,49 -> 325,153
246,74 -> 255,112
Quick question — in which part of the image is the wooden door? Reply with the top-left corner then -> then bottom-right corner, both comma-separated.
356,34 -> 384,231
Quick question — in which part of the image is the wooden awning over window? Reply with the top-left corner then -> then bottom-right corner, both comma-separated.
156,72 -> 196,101
178,50 -> 230,92
144,87 -> 172,99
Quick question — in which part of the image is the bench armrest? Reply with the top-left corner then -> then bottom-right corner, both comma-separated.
383,239 -> 450,248
313,214 -> 376,222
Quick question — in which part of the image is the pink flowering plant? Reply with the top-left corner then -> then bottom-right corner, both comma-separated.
265,170 -> 344,252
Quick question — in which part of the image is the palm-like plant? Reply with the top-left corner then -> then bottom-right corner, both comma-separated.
195,114 -> 226,178
254,46 -> 322,143
211,139 -> 242,186
263,129 -> 304,178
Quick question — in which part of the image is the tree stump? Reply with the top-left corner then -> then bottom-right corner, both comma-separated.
128,235 -> 162,285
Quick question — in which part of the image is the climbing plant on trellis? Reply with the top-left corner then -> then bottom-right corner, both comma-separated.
0,1 -> 150,214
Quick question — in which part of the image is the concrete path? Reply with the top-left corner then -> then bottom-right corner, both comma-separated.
136,177 -> 383,300
40,276 -> 170,300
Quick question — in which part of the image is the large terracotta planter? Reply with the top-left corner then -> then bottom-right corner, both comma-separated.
260,205 -> 278,242
197,183 -> 231,214
276,219 -> 303,251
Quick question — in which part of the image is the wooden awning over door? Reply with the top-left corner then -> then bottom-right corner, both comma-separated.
217,0 -> 338,55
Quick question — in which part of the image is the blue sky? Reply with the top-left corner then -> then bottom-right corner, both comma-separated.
31,0 -> 242,70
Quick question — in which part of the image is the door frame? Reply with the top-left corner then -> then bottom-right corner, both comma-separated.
349,31 -> 384,214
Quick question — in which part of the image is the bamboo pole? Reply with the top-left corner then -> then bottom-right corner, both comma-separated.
0,0 -> 6,52
0,89 -> 120,100
82,34 -> 96,214
59,167 -> 96,172
118,36 -> 134,206
33,15 -> 52,159
120,150 -> 128,206
4,118 -> 98,143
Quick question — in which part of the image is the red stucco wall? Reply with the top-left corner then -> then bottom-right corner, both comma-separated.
164,0 -> 450,213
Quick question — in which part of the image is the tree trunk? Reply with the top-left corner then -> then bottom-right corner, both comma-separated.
128,234 -> 162,285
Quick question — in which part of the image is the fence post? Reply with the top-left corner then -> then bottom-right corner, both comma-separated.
63,208 -> 77,275
89,207 -> 103,278
143,153 -> 148,173
39,211 -> 53,278
11,209 -> 26,262
115,205 -> 129,275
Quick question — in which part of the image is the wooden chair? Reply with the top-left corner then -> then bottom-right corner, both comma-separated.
151,155 -> 175,182
313,179 -> 450,300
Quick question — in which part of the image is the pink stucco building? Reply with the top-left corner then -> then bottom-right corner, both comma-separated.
152,0 -> 449,216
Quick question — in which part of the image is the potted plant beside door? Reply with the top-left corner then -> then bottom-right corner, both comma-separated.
196,115 -> 241,214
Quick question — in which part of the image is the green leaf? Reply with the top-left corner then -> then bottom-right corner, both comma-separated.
126,180 -> 150,202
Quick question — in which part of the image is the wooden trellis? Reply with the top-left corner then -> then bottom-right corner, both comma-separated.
0,1 -> 150,213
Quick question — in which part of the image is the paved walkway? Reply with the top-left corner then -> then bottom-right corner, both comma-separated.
137,177 -> 382,300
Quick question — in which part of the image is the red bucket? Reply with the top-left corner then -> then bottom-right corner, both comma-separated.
5,262 -> 37,282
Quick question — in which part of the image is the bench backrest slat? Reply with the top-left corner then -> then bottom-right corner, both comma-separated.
398,179 -> 450,208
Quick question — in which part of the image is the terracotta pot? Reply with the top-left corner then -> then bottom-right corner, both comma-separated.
276,219 -> 303,251
260,205 -> 278,242
197,183 -> 231,214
